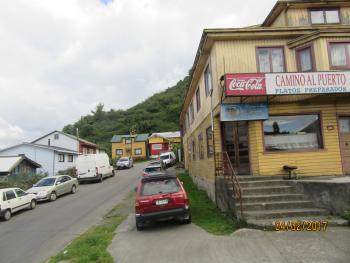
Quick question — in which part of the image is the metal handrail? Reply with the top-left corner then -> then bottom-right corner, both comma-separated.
215,152 -> 243,218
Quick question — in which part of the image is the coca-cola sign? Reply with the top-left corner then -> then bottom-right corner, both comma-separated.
225,73 -> 267,96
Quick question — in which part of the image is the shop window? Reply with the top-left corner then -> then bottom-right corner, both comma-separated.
329,42 -> 350,69
196,87 -> 201,112
263,115 -> 323,152
257,47 -> 285,73
339,117 -> 350,133
58,154 -> 65,162
309,9 -> 340,24
198,133 -> 204,160
116,149 -> 123,155
204,65 -> 213,97
297,46 -> 315,72
134,148 -> 142,155
68,155 -> 73,162
206,126 -> 214,158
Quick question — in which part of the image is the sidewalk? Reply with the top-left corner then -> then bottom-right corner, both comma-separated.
108,213 -> 350,263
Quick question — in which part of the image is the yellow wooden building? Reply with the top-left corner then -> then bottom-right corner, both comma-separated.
148,132 -> 181,158
180,0 -> 350,200
111,134 -> 149,160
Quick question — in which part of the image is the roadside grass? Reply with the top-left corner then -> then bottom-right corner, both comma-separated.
177,172 -> 246,235
0,173 -> 44,190
342,211 -> 350,225
49,191 -> 135,263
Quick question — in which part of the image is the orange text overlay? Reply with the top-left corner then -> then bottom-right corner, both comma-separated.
274,220 -> 328,231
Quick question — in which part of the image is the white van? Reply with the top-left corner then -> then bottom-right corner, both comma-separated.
75,153 -> 114,183
159,151 -> 176,167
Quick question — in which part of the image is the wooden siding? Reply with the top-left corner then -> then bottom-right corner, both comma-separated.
111,141 -> 147,160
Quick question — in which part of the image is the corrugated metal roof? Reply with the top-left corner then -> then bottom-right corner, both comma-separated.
0,143 -> 78,154
31,130 -> 97,147
149,131 -> 181,139
110,133 -> 149,143
0,156 -> 21,172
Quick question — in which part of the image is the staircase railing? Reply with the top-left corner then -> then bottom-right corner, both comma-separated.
215,152 -> 243,218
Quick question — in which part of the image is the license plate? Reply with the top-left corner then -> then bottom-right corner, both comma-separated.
156,199 -> 168,205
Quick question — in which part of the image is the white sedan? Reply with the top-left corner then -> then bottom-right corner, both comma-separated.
0,188 -> 37,221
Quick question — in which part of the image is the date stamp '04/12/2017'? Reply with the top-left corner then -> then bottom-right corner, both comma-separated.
274,220 -> 328,231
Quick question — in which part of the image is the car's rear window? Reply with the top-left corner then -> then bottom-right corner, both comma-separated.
145,167 -> 161,173
160,155 -> 170,160
141,179 -> 180,196
119,158 -> 128,161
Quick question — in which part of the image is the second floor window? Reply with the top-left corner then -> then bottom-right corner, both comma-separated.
297,46 -> 315,72
204,65 -> 212,96
329,42 -> 350,69
189,102 -> 194,124
196,87 -> 201,112
58,154 -> 65,162
310,9 -> 340,24
257,47 -> 285,73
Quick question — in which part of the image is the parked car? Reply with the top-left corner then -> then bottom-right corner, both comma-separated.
142,164 -> 163,177
26,175 -> 78,201
75,153 -> 114,183
116,157 -> 133,169
135,174 -> 191,230
159,151 -> 176,167
149,160 -> 165,169
0,188 -> 37,221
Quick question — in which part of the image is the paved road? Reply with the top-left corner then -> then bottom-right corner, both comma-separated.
109,214 -> 350,263
0,162 -> 144,263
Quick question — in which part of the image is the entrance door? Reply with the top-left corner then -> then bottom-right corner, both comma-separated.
339,117 -> 350,175
222,121 -> 250,175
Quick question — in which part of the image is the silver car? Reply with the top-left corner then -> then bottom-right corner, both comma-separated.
116,157 -> 133,169
26,175 -> 78,202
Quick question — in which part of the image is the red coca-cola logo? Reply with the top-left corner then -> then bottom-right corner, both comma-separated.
225,73 -> 267,96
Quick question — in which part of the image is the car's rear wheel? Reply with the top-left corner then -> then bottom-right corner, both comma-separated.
50,192 -> 57,202
30,199 -> 37,210
136,219 -> 144,231
182,213 -> 191,224
98,175 -> 103,183
111,170 -> 115,177
3,209 -> 11,221
71,185 -> 77,194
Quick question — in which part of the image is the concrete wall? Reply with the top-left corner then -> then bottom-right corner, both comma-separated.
215,176 -> 238,218
289,180 -> 350,215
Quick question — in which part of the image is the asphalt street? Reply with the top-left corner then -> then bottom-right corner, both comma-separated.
0,162 -> 144,263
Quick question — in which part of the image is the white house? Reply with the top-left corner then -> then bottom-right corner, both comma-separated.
31,130 -> 99,154
0,143 -> 78,177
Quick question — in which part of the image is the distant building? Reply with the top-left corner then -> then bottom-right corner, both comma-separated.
31,130 -> 99,154
148,131 -> 181,158
0,155 -> 41,179
0,143 -> 78,177
111,134 -> 149,160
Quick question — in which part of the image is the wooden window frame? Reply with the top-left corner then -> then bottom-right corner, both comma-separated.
261,112 -> 325,154
327,41 -> 350,70
68,155 -> 73,162
192,139 -> 196,161
296,44 -> 316,72
58,154 -> 65,162
116,149 -> 123,155
189,101 -> 194,124
198,133 -> 204,160
125,138 -> 132,144
204,64 -> 212,97
256,46 -> 286,73
308,8 -> 341,25
134,148 -> 142,155
196,87 -> 201,112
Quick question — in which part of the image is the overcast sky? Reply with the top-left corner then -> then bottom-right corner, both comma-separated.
0,0 -> 276,148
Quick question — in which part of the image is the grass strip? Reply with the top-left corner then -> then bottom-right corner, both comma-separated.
177,172 -> 246,235
49,191 -> 135,263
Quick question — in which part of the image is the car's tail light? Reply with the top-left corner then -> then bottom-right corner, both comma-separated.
135,200 -> 140,213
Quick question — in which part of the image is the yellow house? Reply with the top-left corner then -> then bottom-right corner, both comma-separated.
111,134 -> 148,160
148,132 -> 181,158
180,0 -> 350,200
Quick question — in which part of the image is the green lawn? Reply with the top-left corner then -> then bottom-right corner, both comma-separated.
177,173 -> 246,235
49,191 -> 135,263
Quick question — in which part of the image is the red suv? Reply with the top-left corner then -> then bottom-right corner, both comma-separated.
135,174 -> 191,230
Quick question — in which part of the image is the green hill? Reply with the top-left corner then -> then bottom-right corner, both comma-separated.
63,76 -> 188,155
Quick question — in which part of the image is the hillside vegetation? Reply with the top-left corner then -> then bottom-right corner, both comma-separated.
63,76 -> 188,154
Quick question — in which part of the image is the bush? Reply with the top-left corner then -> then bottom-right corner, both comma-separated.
0,173 -> 45,190
57,167 -> 76,177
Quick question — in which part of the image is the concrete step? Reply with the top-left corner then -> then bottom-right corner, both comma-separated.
243,208 -> 329,220
240,193 -> 308,203
246,216 -> 349,230
239,186 -> 296,195
238,180 -> 289,188
237,176 -> 284,182
239,200 -> 315,211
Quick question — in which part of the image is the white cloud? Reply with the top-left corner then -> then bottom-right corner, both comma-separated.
0,0 -> 276,147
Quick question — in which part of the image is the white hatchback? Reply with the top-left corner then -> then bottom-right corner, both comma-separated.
0,188 -> 37,221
